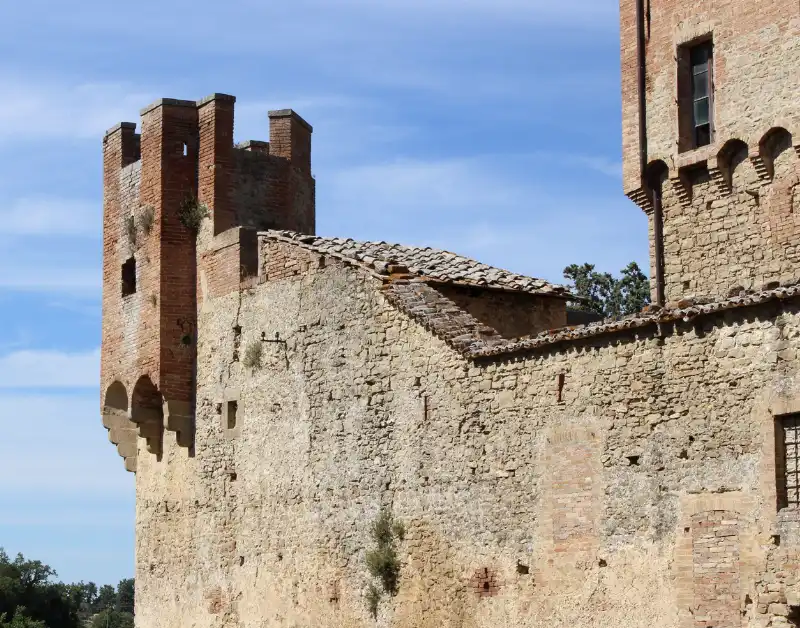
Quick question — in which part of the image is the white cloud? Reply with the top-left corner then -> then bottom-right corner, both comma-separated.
0,196 -> 100,236
325,156 -> 534,218
0,392 -> 133,493
322,152 -> 621,222
0,267 -> 100,294
0,76 -> 152,143
0,348 -> 99,388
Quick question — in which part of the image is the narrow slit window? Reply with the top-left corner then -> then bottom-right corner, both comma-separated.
121,257 -> 136,296
226,400 -> 238,430
778,415 -> 800,510
678,38 -> 714,152
690,42 -> 713,148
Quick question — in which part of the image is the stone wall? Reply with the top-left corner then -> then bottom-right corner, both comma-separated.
133,248 -> 800,628
620,0 -> 800,302
659,136 -> 800,301
231,143 -> 315,235
435,285 -> 566,339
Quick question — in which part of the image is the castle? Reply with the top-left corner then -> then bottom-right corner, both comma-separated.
100,1 -> 800,627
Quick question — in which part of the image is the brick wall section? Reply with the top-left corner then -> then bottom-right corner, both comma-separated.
468,568 -> 500,598
101,123 -> 143,471
269,109 -> 311,172
267,110 -> 315,235
436,284 -> 567,339
102,124 -> 142,395
202,228 -> 259,300
195,100 -> 315,304
197,94 -> 236,236
101,124 -> 130,398
549,429 -> 597,556
230,149 -> 314,234
232,149 -> 278,230
659,142 -> 800,301
260,239 -> 325,283
139,100 -> 199,406
691,511 -> 741,628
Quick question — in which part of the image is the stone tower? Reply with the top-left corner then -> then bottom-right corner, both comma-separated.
100,95 -> 314,471
620,0 -> 800,304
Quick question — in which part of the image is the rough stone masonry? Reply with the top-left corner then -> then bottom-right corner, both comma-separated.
100,1 -> 800,627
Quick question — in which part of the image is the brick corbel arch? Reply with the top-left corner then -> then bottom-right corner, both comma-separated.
102,380 -> 138,473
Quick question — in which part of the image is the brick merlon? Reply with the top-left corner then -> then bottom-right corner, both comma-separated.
196,93 -> 237,108
139,97 -> 199,116
104,121 -> 137,138
268,109 -> 313,133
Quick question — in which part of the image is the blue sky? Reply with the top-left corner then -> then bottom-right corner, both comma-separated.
0,0 -> 647,587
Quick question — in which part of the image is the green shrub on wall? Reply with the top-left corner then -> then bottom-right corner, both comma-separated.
178,195 -> 209,232
364,509 -> 405,618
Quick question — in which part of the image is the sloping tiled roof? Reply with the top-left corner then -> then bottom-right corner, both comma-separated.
471,282 -> 800,358
264,230 -> 570,297
260,232 -> 800,360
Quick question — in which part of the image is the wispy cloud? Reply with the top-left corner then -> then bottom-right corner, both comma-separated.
0,196 -> 100,236
0,75 -> 152,143
322,152 -> 622,224
0,267 -> 100,294
325,156 -> 534,218
0,391 -> 132,494
0,348 -> 99,388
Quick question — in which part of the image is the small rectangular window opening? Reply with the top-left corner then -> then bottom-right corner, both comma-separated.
226,400 -> 238,430
690,42 -> 713,148
121,257 -> 136,296
777,415 -> 800,510
678,38 -> 714,151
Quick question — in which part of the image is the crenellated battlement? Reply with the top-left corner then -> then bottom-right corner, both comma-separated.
626,126 -> 800,213
100,93 -> 315,472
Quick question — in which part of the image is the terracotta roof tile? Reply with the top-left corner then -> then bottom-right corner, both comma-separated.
472,282 -> 800,358
263,230 -> 570,297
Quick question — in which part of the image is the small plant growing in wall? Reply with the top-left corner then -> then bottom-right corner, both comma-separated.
242,340 -> 263,370
178,194 -> 209,232
364,508 -> 405,618
365,584 -> 381,620
125,214 -> 136,246
140,205 -> 155,235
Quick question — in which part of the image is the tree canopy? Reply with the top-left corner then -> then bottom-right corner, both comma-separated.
563,261 -> 651,319
0,549 -> 133,628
